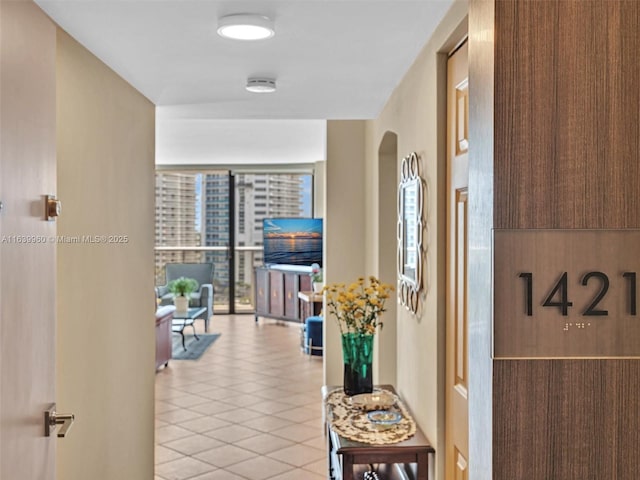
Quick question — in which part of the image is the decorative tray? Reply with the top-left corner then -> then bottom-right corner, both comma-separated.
350,391 -> 397,411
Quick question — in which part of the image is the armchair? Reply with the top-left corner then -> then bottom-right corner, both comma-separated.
157,263 -> 214,332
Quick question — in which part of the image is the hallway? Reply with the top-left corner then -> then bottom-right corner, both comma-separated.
155,315 -> 326,480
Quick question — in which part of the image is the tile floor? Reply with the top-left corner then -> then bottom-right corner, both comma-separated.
155,315 -> 327,480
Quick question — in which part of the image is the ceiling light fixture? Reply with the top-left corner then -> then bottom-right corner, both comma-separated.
246,78 -> 277,93
217,14 -> 275,41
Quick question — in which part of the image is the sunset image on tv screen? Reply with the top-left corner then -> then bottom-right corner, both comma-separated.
263,218 -> 323,266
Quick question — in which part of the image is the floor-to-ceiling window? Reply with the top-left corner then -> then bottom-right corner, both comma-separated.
155,170 -> 313,313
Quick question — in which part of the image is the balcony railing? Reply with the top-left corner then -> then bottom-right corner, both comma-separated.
154,245 -> 263,314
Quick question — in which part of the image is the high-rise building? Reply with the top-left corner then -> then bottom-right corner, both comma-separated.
202,173 -> 230,292
236,174 -> 305,305
198,173 -> 304,306
154,173 -> 202,284
235,174 -> 304,244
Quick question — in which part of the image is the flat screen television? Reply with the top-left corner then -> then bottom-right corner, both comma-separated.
263,218 -> 323,267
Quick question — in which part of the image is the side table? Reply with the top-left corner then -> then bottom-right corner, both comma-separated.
298,291 -> 324,353
298,290 -> 323,322
172,307 -> 206,351
322,385 -> 434,480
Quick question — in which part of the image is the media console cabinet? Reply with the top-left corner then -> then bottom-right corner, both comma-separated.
254,266 -> 312,323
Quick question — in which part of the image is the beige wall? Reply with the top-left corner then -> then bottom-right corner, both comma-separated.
313,160 -> 326,218
324,121 -> 367,384
363,2 -> 467,479
56,29 -> 156,480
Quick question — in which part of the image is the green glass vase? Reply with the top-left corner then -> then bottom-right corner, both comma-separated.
341,332 -> 374,396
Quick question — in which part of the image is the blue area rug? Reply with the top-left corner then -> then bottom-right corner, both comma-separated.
172,333 -> 220,360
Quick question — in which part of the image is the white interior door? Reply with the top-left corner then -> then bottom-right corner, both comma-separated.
1,3 -> 58,479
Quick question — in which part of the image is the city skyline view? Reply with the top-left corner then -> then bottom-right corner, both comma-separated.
154,171 -> 314,312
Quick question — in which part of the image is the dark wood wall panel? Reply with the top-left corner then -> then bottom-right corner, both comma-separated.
491,1 -> 640,479
494,0 -> 640,230
494,360 -> 640,480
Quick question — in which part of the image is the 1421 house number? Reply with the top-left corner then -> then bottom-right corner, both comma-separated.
494,230 -> 640,358
518,271 -> 637,317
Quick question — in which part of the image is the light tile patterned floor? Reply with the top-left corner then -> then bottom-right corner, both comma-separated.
155,315 -> 326,480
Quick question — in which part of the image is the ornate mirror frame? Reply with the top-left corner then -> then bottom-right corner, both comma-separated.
397,152 -> 424,313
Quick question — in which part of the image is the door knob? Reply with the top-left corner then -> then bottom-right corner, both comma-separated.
44,404 -> 75,438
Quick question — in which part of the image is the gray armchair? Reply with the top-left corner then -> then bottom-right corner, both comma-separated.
156,263 -> 214,332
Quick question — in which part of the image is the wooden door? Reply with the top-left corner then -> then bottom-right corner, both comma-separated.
0,3 -> 58,479
445,40 -> 469,480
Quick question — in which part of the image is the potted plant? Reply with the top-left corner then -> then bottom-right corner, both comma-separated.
168,277 -> 199,313
310,263 -> 323,293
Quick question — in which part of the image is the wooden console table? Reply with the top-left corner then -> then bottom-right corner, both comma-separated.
322,385 -> 434,480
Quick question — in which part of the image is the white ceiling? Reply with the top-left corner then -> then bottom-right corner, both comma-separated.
36,0 -> 455,120
37,0 -> 455,165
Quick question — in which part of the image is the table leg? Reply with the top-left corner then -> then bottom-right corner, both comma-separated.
417,452 -> 428,480
326,423 -> 333,479
180,331 -> 186,351
190,322 -> 199,341
342,455 -> 354,480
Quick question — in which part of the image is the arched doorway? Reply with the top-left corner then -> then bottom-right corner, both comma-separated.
377,130 -> 398,385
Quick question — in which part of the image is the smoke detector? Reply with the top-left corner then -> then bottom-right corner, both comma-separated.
246,78 -> 277,93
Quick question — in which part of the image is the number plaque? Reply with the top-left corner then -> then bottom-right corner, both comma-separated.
494,229 -> 640,359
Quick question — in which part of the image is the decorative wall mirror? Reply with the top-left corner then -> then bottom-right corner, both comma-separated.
397,152 -> 424,313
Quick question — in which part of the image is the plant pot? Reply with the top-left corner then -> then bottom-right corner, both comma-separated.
174,295 -> 189,313
312,282 -> 323,293
341,332 -> 374,396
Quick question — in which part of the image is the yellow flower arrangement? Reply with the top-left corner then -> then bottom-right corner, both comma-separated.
324,276 -> 394,335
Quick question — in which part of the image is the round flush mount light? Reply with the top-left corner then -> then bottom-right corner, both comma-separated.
246,78 -> 277,93
217,14 -> 275,40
